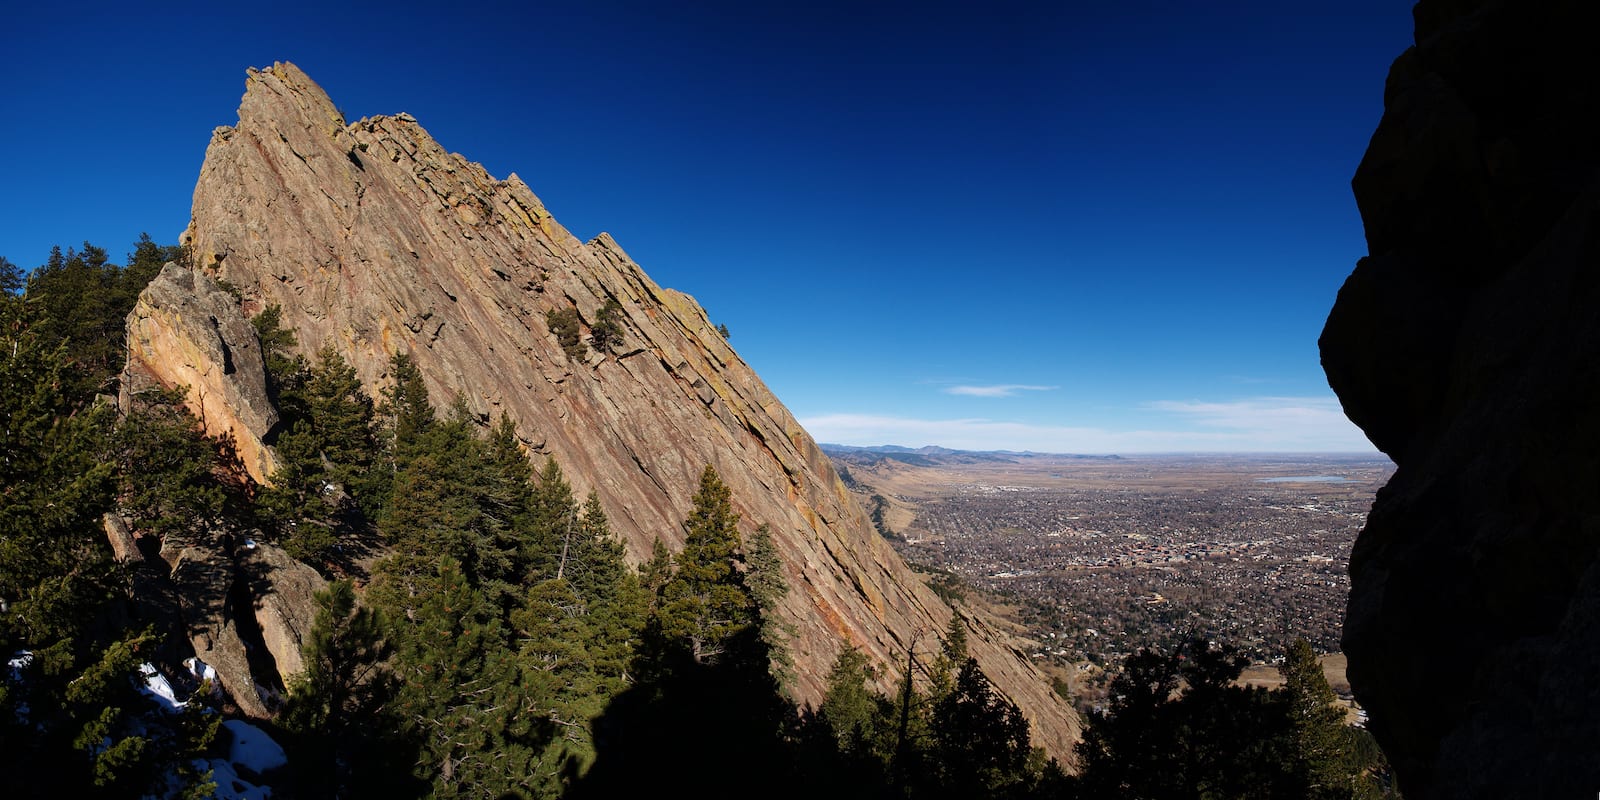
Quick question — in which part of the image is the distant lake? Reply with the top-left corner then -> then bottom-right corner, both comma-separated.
1258,475 -> 1353,483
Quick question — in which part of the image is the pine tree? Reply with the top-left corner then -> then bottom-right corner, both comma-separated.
589,298 -> 624,354
576,469 -> 793,799
1,255 -> 22,294
22,239 -> 169,401
259,346 -> 377,564
251,303 -> 308,413
483,416 -> 540,584
817,646 -> 886,757
112,387 -> 229,539
380,352 -> 436,472
122,232 -> 185,293
931,658 -> 1035,798
638,537 -> 674,606
524,456 -> 576,585
391,556 -> 548,799
657,465 -> 755,664
796,645 -> 897,799
745,523 -> 796,692
0,296 -> 117,664
1282,637 -> 1359,800
929,612 -> 970,701
2,275 -> 218,800
283,580 -> 402,798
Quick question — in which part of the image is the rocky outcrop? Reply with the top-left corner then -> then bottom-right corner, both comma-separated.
123,262 -> 280,484
158,529 -> 274,718
139,528 -> 325,719
241,541 -> 326,683
1321,1 -> 1600,796
172,62 -> 1079,755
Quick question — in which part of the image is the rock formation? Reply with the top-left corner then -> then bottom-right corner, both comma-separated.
150,62 -> 1080,755
123,262 -> 280,484
1321,1 -> 1600,796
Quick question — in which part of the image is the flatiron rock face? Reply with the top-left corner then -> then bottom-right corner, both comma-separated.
169,62 -> 1079,755
1321,1 -> 1600,796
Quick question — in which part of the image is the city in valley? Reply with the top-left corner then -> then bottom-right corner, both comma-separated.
826,447 -> 1393,708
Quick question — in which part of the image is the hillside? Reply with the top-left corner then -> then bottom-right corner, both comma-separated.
131,62 -> 1079,757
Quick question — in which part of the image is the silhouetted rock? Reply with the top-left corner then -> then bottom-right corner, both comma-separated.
1321,1 -> 1600,796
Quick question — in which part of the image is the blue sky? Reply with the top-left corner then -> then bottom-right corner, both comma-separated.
0,1 -> 1413,454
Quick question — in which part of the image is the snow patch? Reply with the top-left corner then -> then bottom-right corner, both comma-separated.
184,656 -> 218,684
6,650 -> 31,676
223,719 -> 287,774
197,757 -> 273,800
139,662 -> 185,713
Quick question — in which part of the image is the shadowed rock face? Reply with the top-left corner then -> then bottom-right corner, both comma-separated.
168,63 -> 1079,755
1321,1 -> 1600,796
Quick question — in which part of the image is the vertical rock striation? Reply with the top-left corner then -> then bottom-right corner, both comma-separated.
173,63 -> 1079,755
1321,1 -> 1600,796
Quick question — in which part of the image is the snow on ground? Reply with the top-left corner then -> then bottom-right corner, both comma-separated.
7,650 -> 32,720
224,719 -> 288,774
184,656 -> 218,684
197,757 -> 273,800
139,662 -> 185,713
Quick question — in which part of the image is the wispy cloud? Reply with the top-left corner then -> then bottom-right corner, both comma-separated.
1143,396 -> 1355,433
943,384 -> 1058,398
800,396 -> 1377,454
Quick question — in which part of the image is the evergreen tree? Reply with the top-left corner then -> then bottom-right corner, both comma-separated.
745,523 -> 796,692
111,388 -> 229,540
283,580 -> 405,798
589,298 -> 624,354
1282,637 -> 1362,800
797,645 -> 897,799
1075,636 -> 1298,799
637,537 -> 674,606
2,267 -> 215,799
575,468 -> 795,799
523,456 -> 575,586
0,294 -> 117,669
817,646 -> 888,759
0,255 -> 21,294
930,658 -> 1036,799
483,416 -> 541,584
511,575 -> 593,794
251,303 -> 308,414
390,556 -> 548,799
929,612 -> 970,701
380,352 -> 437,472
23,239 -> 170,401
656,465 -> 755,665
123,232 -> 185,293
373,395 -> 512,602
568,492 -> 646,689
258,346 -> 376,565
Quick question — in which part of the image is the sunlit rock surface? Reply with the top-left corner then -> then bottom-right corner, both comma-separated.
159,62 -> 1080,756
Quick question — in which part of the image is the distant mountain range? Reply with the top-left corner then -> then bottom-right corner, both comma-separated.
819,443 -> 1123,466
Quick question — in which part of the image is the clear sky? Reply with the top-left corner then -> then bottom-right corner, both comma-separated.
1,1 -> 1414,454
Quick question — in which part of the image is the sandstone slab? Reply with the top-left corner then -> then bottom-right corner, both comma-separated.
176,62 -> 1080,756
